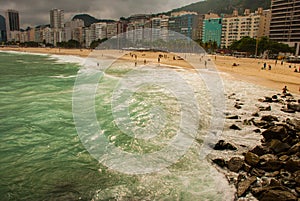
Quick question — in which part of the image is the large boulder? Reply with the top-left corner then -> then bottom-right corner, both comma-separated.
212,158 -> 226,168
259,154 -> 282,171
259,188 -> 297,201
268,139 -> 291,154
287,103 -> 300,112
228,157 -> 244,173
214,140 -> 237,151
261,115 -> 279,122
252,186 -> 297,201
251,145 -> 270,156
245,151 -> 260,167
262,126 -> 288,142
237,176 -> 257,197
285,155 -> 300,173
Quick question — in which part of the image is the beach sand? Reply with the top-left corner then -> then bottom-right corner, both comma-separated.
1,47 -> 300,93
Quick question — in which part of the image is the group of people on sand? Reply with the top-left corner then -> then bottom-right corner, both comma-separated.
262,62 -> 272,70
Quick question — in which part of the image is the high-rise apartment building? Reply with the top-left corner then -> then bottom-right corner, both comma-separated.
202,17 -> 222,47
50,9 -> 64,29
221,8 -> 270,48
5,9 -> 20,41
270,0 -> 300,55
0,15 -> 6,42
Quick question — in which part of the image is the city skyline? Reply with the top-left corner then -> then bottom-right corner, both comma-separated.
1,0 -> 202,28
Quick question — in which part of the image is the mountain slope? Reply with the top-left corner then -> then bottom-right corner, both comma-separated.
171,0 -> 271,15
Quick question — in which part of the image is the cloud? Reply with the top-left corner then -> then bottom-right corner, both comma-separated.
1,0 -> 201,28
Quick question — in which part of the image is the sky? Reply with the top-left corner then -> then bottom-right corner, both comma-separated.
1,0 -> 202,28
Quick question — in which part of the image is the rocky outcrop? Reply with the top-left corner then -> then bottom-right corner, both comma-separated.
211,92 -> 300,200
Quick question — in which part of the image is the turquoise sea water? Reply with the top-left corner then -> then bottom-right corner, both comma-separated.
0,52 -> 234,201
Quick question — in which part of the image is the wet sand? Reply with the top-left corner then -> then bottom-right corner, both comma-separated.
1,47 -> 300,93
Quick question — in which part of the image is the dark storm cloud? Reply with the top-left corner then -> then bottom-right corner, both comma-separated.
1,0 -> 201,28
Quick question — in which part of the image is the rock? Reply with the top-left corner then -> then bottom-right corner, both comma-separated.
285,156 -> 300,172
227,115 -> 240,119
287,104 -> 300,112
258,188 -> 297,201
279,155 -> 290,161
261,115 -> 279,122
265,171 -> 280,177
230,124 -> 242,130
228,157 -> 244,173
253,120 -> 274,129
279,170 -> 296,188
243,119 -> 253,126
214,140 -> 237,151
245,151 -> 260,166
286,118 -> 300,131
294,170 -> 300,185
243,163 -> 251,172
212,158 -> 226,168
237,176 -> 257,197
254,129 -> 261,133
235,103 -> 242,109
269,178 -> 281,187
251,168 -> 265,177
252,112 -> 260,117
268,139 -> 291,154
259,105 -> 272,111
262,126 -> 288,142
272,95 -> 278,100
264,97 -> 273,103
251,145 -> 270,156
259,154 -> 282,171
281,108 -> 296,113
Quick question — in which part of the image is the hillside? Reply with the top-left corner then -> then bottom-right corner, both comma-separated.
72,14 -> 115,27
170,0 -> 271,15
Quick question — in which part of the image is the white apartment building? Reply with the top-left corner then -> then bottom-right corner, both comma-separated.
221,8 -> 270,48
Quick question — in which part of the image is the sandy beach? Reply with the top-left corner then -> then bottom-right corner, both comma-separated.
1,47 -> 300,93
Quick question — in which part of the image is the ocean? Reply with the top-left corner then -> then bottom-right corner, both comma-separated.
2,51 -> 298,201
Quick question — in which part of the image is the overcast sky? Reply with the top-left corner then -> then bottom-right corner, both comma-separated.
1,0 -> 202,28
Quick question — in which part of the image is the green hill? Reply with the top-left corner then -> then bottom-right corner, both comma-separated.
72,14 -> 115,27
170,0 -> 271,15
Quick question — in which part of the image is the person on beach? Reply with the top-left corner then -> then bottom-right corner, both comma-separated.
282,86 -> 288,94
281,60 -> 284,65
205,60 -> 207,68
135,61 -> 137,67
158,57 -> 161,63
268,64 -> 272,70
144,59 -> 146,65
275,60 -> 277,66
263,62 -> 267,70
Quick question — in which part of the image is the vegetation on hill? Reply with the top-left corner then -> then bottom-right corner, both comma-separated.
72,14 -> 115,27
170,0 -> 271,15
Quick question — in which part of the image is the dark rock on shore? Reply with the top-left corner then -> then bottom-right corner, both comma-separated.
212,158 -> 226,168
227,157 -> 244,172
237,176 -> 257,197
214,140 -> 237,151
230,124 -> 242,130
213,92 -> 300,200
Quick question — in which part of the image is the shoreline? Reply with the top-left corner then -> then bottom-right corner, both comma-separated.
1,47 -> 300,93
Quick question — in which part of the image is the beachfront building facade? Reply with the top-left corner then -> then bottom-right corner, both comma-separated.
270,0 -> 300,55
202,17 -> 222,47
221,8 -> 271,48
5,9 -> 20,42
126,14 -> 152,42
168,12 -> 200,40
0,15 -> 6,42
50,9 -> 64,46
50,9 -> 64,29
151,15 -> 169,41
